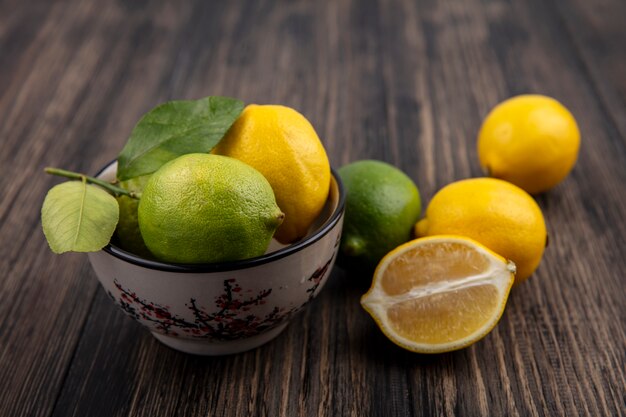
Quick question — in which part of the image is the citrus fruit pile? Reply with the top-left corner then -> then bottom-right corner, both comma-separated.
42,92 -> 579,355
342,94 -> 579,353
115,104 -> 331,264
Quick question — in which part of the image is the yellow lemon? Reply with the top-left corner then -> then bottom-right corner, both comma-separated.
415,178 -> 546,283
477,94 -> 580,194
213,104 -> 330,243
361,235 -> 516,353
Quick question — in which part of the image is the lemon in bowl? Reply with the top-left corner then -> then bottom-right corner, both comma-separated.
213,104 -> 331,244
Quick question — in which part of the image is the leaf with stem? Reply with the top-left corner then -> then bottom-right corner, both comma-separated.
41,179 -> 120,253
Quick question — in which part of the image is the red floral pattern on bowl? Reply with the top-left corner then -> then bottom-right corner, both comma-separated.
109,256 -> 333,340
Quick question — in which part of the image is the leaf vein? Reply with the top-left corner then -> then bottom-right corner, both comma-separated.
72,180 -> 87,249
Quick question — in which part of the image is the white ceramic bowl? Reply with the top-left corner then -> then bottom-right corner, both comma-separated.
88,161 -> 345,355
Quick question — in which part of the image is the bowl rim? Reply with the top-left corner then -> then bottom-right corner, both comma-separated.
98,160 -> 345,273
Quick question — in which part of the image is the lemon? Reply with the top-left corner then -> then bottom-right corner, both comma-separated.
361,235 -> 516,353
138,154 -> 284,264
478,94 -> 580,194
212,104 -> 330,243
113,175 -> 152,258
338,160 -> 421,269
415,178 -> 546,283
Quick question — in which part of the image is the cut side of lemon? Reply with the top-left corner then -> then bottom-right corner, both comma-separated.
361,235 -> 516,353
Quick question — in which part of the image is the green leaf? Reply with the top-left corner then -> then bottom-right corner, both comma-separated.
116,96 -> 244,180
41,181 -> 120,253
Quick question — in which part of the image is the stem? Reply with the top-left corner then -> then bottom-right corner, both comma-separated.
44,167 -> 141,199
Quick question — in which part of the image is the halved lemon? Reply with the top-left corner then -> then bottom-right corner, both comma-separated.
361,235 -> 516,353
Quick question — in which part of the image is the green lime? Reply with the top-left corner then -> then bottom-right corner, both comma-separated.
338,160 -> 421,269
138,153 -> 284,264
113,174 -> 153,258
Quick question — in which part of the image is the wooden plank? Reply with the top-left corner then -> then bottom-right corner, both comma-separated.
49,289 -> 159,417
0,2 -> 194,416
549,0 -> 626,139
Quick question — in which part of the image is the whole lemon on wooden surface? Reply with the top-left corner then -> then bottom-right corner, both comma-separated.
477,94 -> 580,194
138,153 -> 284,264
415,178 -> 546,283
213,104 -> 330,244
338,160 -> 421,269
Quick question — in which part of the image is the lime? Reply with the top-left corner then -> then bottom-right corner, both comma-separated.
338,160 -> 421,269
138,154 -> 284,264
113,175 -> 153,258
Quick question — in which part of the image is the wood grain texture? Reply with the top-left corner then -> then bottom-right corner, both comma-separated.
551,0 -> 626,140
0,0 -> 624,416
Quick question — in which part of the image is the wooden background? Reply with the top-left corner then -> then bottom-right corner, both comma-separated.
1,0 -> 624,416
